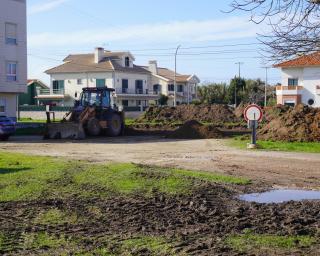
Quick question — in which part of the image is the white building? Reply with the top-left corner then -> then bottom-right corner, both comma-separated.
275,52 -> 320,107
43,48 -> 200,107
0,0 -> 27,119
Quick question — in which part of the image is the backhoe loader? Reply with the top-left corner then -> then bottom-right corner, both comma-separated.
44,87 -> 124,139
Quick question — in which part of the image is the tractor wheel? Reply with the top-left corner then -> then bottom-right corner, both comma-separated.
87,118 -> 101,136
107,113 -> 122,137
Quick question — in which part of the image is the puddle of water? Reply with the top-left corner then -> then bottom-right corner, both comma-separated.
239,189 -> 320,204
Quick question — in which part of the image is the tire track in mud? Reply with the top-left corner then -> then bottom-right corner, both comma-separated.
0,184 -> 319,255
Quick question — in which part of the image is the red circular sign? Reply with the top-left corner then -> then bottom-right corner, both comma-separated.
244,104 -> 263,122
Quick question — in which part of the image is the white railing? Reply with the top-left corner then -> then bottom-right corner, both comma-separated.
38,89 -> 65,95
116,88 -> 151,95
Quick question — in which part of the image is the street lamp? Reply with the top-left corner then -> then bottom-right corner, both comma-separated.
174,45 -> 181,107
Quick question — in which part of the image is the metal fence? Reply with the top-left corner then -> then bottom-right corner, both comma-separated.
19,106 -> 73,112
19,105 -> 147,112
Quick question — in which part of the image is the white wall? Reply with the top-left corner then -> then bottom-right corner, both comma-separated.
51,72 -> 114,99
281,68 -> 304,86
0,0 -> 27,94
280,67 -> 320,107
114,72 -> 151,93
303,67 -> 320,107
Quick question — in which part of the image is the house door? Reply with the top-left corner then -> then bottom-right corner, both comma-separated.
135,80 -> 143,94
122,79 -> 128,93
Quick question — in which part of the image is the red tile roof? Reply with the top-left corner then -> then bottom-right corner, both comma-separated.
274,52 -> 320,68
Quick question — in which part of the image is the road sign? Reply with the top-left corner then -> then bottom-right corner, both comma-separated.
244,104 -> 263,122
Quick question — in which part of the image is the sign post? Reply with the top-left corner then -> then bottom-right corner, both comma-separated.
244,104 -> 263,149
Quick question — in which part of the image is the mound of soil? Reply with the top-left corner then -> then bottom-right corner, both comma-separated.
167,120 -> 224,139
259,104 -> 320,142
139,104 -> 239,124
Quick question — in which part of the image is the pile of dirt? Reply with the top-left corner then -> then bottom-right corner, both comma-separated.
139,104 -> 240,124
167,120 -> 224,139
259,104 -> 320,142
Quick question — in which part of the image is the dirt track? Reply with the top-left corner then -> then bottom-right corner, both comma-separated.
1,136 -> 319,189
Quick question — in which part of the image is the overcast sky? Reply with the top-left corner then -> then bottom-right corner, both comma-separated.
27,0 -> 280,85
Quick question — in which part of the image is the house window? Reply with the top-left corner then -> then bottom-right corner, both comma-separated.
122,100 -> 129,107
5,23 -> 17,45
153,84 -> 161,94
125,57 -> 130,67
135,80 -> 143,94
0,98 -> 6,113
288,78 -> 298,86
177,84 -> 184,92
122,79 -> 128,93
6,62 -> 17,81
168,84 -> 174,91
52,80 -> 65,94
136,100 -> 142,106
96,79 -> 106,88
77,79 -> 83,85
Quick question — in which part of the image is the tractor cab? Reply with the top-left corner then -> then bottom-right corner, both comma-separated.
78,87 -> 115,109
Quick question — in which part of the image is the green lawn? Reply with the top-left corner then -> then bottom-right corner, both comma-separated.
18,118 -> 47,123
226,230 -> 316,253
0,152 -> 249,202
229,138 -> 320,153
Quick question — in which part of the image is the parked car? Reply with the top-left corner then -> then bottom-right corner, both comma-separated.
0,115 -> 16,141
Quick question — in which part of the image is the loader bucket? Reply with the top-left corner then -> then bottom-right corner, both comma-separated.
44,122 -> 86,140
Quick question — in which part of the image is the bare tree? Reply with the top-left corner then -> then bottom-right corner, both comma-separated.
230,0 -> 320,61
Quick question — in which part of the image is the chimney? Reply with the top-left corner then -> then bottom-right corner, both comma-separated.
94,47 -> 104,63
148,60 -> 158,75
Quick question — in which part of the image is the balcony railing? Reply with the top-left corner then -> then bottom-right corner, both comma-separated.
276,85 -> 303,91
276,85 -> 303,96
116,88 -> 151,95
38,89 -> 65,95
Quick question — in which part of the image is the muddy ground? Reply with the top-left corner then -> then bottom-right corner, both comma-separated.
1,136 -> 320,190
1,181 -> 319,255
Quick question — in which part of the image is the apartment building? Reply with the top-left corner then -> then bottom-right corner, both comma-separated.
275,52 -> 320,107
0,0 -> 27,119
43,47 -> 200,107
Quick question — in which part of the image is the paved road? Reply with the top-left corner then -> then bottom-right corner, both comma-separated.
1,136 -> 320,189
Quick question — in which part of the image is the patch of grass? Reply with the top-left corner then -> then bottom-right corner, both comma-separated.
0,152 -> 69,201
34,208 -> 78,225
229,137 -> 320,153
121,236 -> 174,255
74,163 -> 193,196
94,236 -> 175,256
18,118 -> 47,123
23,232 -> 67,250
173,168 -> 250,185
226,230 -> 317,253
0,152 -> 248,202
125,118 -> 137,125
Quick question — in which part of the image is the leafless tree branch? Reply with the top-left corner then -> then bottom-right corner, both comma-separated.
229,0 -> 320,62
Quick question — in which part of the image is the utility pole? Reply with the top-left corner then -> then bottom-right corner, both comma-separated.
234,62 -> 244,107
263,67 -> 270,107
174,45 -> 181,107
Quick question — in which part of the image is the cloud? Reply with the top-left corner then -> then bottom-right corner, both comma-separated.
28,0 -> 68,15
28,17 -> 261,48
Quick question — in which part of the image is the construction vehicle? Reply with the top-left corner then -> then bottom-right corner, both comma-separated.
44,87 -> 124,139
